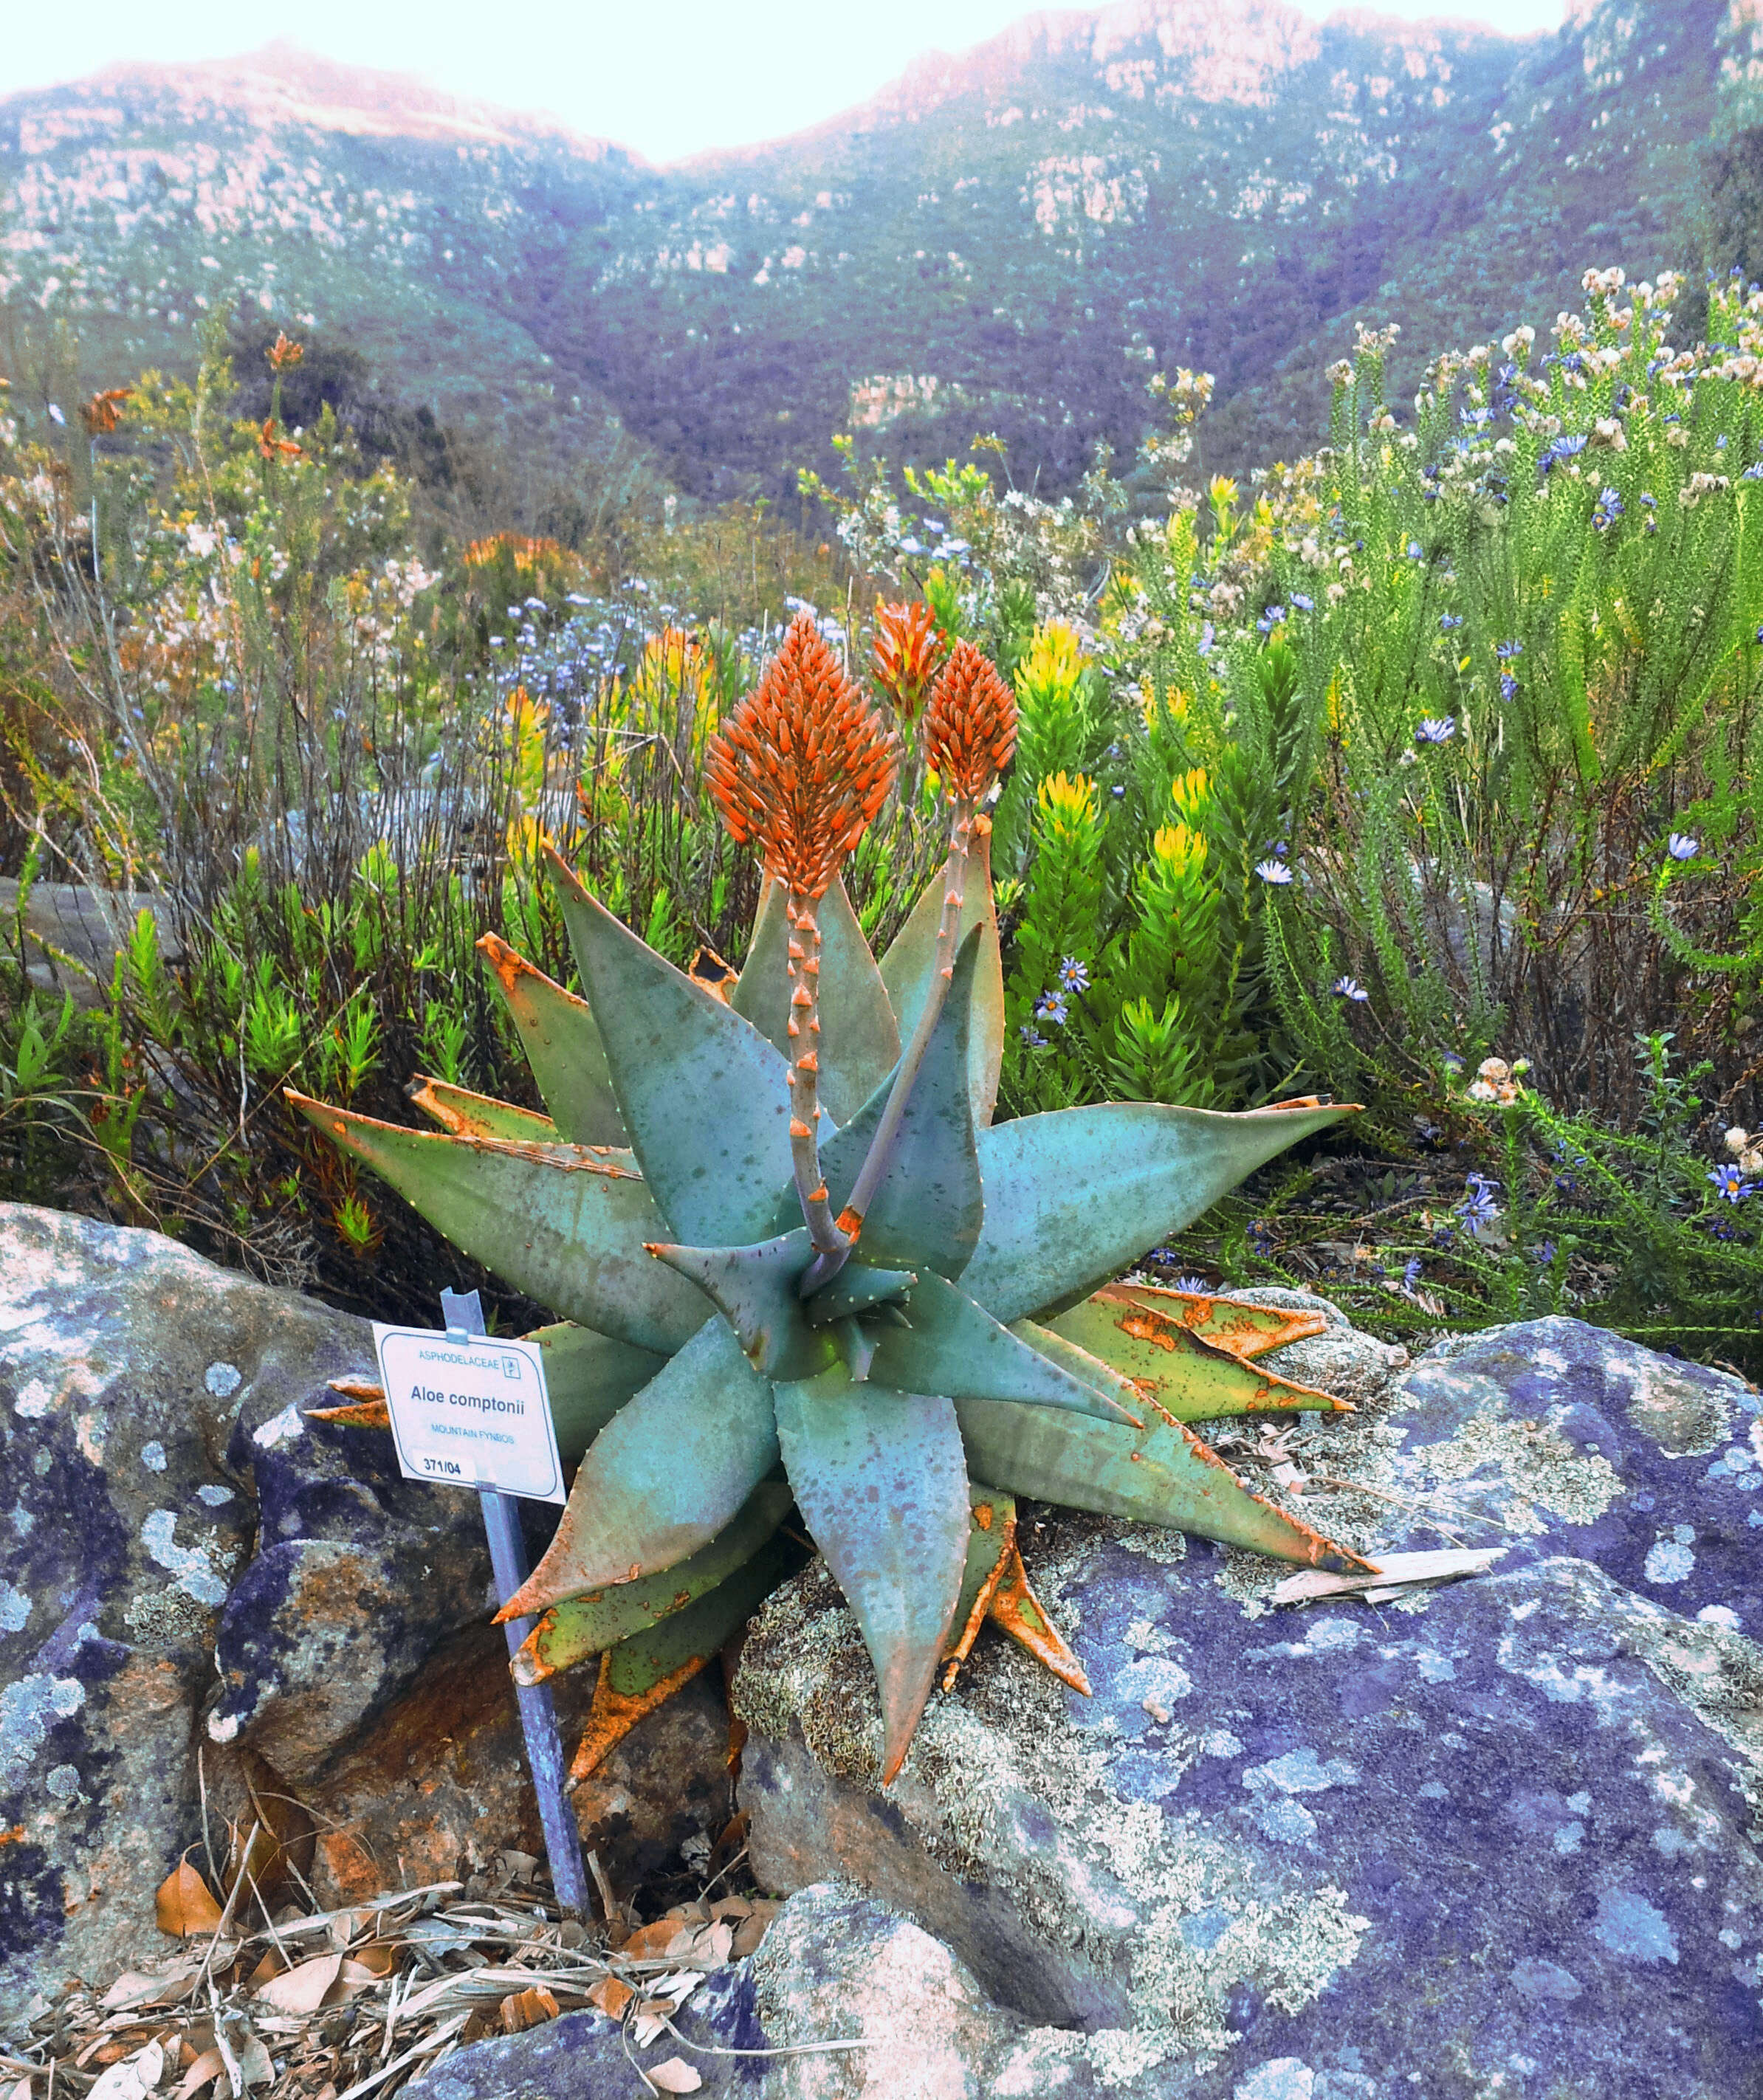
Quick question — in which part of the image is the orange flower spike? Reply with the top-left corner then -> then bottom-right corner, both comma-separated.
707,613 -> 898,1253
707,612 -> 899,898
923,640 -> 1018,805
872,599 -> 949,722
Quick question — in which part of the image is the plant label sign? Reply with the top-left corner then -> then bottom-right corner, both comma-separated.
372,1324 -> 566,1504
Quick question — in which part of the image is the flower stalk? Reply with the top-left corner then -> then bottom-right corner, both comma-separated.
784,884 -> 845,1254
803,638 -> 1017,1295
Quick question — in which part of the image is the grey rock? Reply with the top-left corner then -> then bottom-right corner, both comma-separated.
0,878 -> 179,1009
1217,1285 -> 1410,1408
0,1199 -> 365,2022
0,1203 -> 731,2018
408,1882 -> 1108,2099
734,1315 -> 1763,2098
307,1638 -> 732,1907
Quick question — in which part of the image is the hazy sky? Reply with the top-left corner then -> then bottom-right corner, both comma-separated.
2,0 -> 1571,164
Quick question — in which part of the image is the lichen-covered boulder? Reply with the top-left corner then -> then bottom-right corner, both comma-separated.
733,1315 -> 1763,2098
0,1201 -> 394,2022
408,1881 -> 1111,2099
0,1203 -> 730,2022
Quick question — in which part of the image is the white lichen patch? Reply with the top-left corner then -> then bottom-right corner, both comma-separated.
736,1521 -> 1372,2075
0,1580 -> 32,1633
1504,1560 -> 1763,1843
140,1510 -> 232,1605
124,1583 -> 221,1647
1251,1376 -> 1625,1569
252,1402 -> 303,1449
1643,1538 -> 1695,1584
0,1672 -> 85,1787
1592,1886 -> 1679,1965
1609,1354 -> 1733,1458
1395,1405 -> 1623,1533
1113,1523 -> 1188,1566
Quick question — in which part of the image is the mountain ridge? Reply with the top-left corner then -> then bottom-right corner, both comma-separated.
0,1 -> 1739,521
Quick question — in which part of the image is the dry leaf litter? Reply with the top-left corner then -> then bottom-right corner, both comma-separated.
4,1822 -> 789,2100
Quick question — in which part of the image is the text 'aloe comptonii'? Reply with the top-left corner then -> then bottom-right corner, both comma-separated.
295,613 -> 1369,1782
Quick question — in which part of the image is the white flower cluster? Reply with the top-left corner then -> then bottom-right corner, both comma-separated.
1725,1127 -> 1763,1176
1464,1056 -> 1527,1105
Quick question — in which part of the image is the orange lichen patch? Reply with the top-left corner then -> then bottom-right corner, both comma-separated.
407,1077 -> 470,1134
1119,1307 -> 1182,1354
1236,1376 -> 1353,1415
0,1824 -> 26,1847
987,1548 -> 1090,1696
569,1652 -> 713,1781
922,639 -> 1018,802
871,599 -> 948,720
941,1504 -> 1016,1692
704,612 -> 899,898
475,930 -> 539,996
327,1377 -> 385,1402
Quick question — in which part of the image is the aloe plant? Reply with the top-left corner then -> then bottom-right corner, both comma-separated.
295,614 -> 1368,1783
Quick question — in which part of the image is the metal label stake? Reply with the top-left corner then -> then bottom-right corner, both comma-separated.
438,1288 -> 589,1918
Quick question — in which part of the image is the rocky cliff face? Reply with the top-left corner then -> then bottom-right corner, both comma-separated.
0,1 -> 1734,501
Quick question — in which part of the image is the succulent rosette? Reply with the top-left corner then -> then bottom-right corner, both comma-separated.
294,613 -> 1367,1783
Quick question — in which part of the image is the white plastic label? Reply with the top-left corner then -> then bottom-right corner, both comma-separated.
372,1324 -> 565,1503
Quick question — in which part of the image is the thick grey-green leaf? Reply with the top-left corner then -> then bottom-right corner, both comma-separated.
732,874 -> 898,1123
1044,1288 -> 1349,1420
870,1273 -> 1140,1423
601,1530 -> 808,1698
729,874 -> 791,1051
808,926 -> 986,1278
1006,1318 -> 1149,1424
817,875 -> 901,1120
517,1478 -> 794,1678
547,847 -> 794,1245
879,826 -> 1004,1128
478,934 -> 625,1146
503,1316 -> 781,1617
954,1395 -> 1368,1571
528,1321 -> 670,1465
960,1101 -> 1357,1323
650,1230 -> 838,1380
774,1368 -> 971,1780
408,1076 -> 559,1144
947,1480 -> 1016,1662
800,1261 -> 918,1327
288,1095 -> 707,1355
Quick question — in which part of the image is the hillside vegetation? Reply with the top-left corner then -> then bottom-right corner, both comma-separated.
10,258 -> 1763,1369
1,1 -> 1756,515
